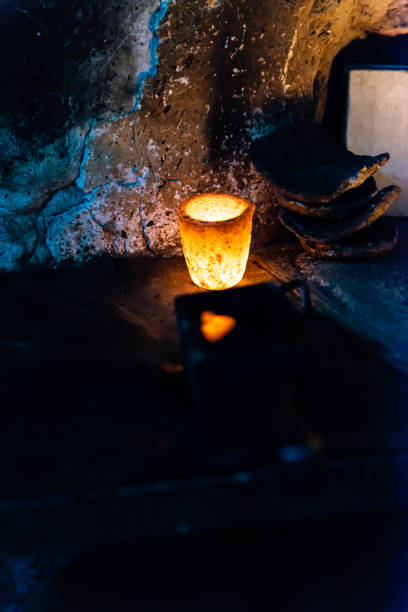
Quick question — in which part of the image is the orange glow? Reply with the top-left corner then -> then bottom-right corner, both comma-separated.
200,310 -> 237,343
178,193 -> 255,290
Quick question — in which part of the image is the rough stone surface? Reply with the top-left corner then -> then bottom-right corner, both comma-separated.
1,0 -> 408,271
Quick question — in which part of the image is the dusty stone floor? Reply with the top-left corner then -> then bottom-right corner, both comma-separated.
253,219 -> 408,372
3,219 -> 406,374
0,250 -> 272,374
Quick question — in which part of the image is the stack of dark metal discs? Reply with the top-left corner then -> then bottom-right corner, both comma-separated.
250,121 -> 400,260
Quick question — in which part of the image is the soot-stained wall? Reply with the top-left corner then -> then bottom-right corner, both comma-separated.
1,0 -> 407,271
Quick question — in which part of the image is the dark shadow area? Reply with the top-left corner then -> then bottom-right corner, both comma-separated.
323,34 -> 408,145
0,0 -> 134,143
206,0 -> 314,164
1,251 -> 408,506
0,257 -> 202,499
206,2 -> 250,162
0,0 -> 82,140
56,510 -> 408,611
1,247 -> 408,595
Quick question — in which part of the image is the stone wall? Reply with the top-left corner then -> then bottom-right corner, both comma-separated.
1,0 -> 408,271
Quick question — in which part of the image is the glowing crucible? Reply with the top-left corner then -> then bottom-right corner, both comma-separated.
178,193 -> 255,290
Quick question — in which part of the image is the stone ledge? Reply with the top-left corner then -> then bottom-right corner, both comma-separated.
253,218 -> 408,373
